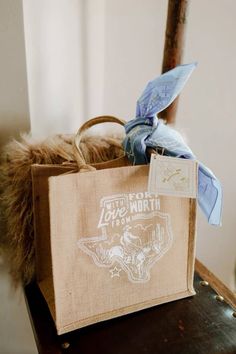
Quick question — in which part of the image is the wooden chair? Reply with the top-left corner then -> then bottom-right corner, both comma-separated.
24,2 -> 236,352
24,260 -> 236,353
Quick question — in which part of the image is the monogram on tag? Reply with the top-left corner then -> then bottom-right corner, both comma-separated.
148,154 -> 197,198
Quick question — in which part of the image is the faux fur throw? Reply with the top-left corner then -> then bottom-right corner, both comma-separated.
0,134 -> 123,285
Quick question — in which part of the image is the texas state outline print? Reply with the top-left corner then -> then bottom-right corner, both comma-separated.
77,192 -> 173,283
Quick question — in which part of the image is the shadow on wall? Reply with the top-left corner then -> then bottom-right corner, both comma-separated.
0,0 -> 30,149
0,115 -> 30,153
0,0 -> 30,253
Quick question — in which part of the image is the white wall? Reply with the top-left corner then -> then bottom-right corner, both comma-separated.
23,0 -> 167,135
176,0 -> 236,291
23,0 -> 86,136
103,0 -> 166,119
101,0 -> 236,290
22,0 -> 235,290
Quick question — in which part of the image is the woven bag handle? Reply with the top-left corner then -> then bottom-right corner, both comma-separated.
73,115 -> 126,171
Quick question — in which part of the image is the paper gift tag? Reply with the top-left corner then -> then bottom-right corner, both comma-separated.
148,154 -> 198,198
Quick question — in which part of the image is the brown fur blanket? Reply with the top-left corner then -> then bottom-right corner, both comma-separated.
0,134 -> 123,285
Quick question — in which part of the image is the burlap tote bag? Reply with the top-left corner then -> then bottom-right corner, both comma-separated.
31,116 -> 197,335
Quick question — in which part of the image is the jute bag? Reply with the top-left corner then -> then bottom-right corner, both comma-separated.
32,116 -> 197,335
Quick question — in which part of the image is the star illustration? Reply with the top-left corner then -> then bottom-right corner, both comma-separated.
109,266 -> 122,278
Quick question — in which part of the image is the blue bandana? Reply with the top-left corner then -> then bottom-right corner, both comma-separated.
123,63 -> 222,226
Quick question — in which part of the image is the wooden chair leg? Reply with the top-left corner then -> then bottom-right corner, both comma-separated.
160,0 -> 190,124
